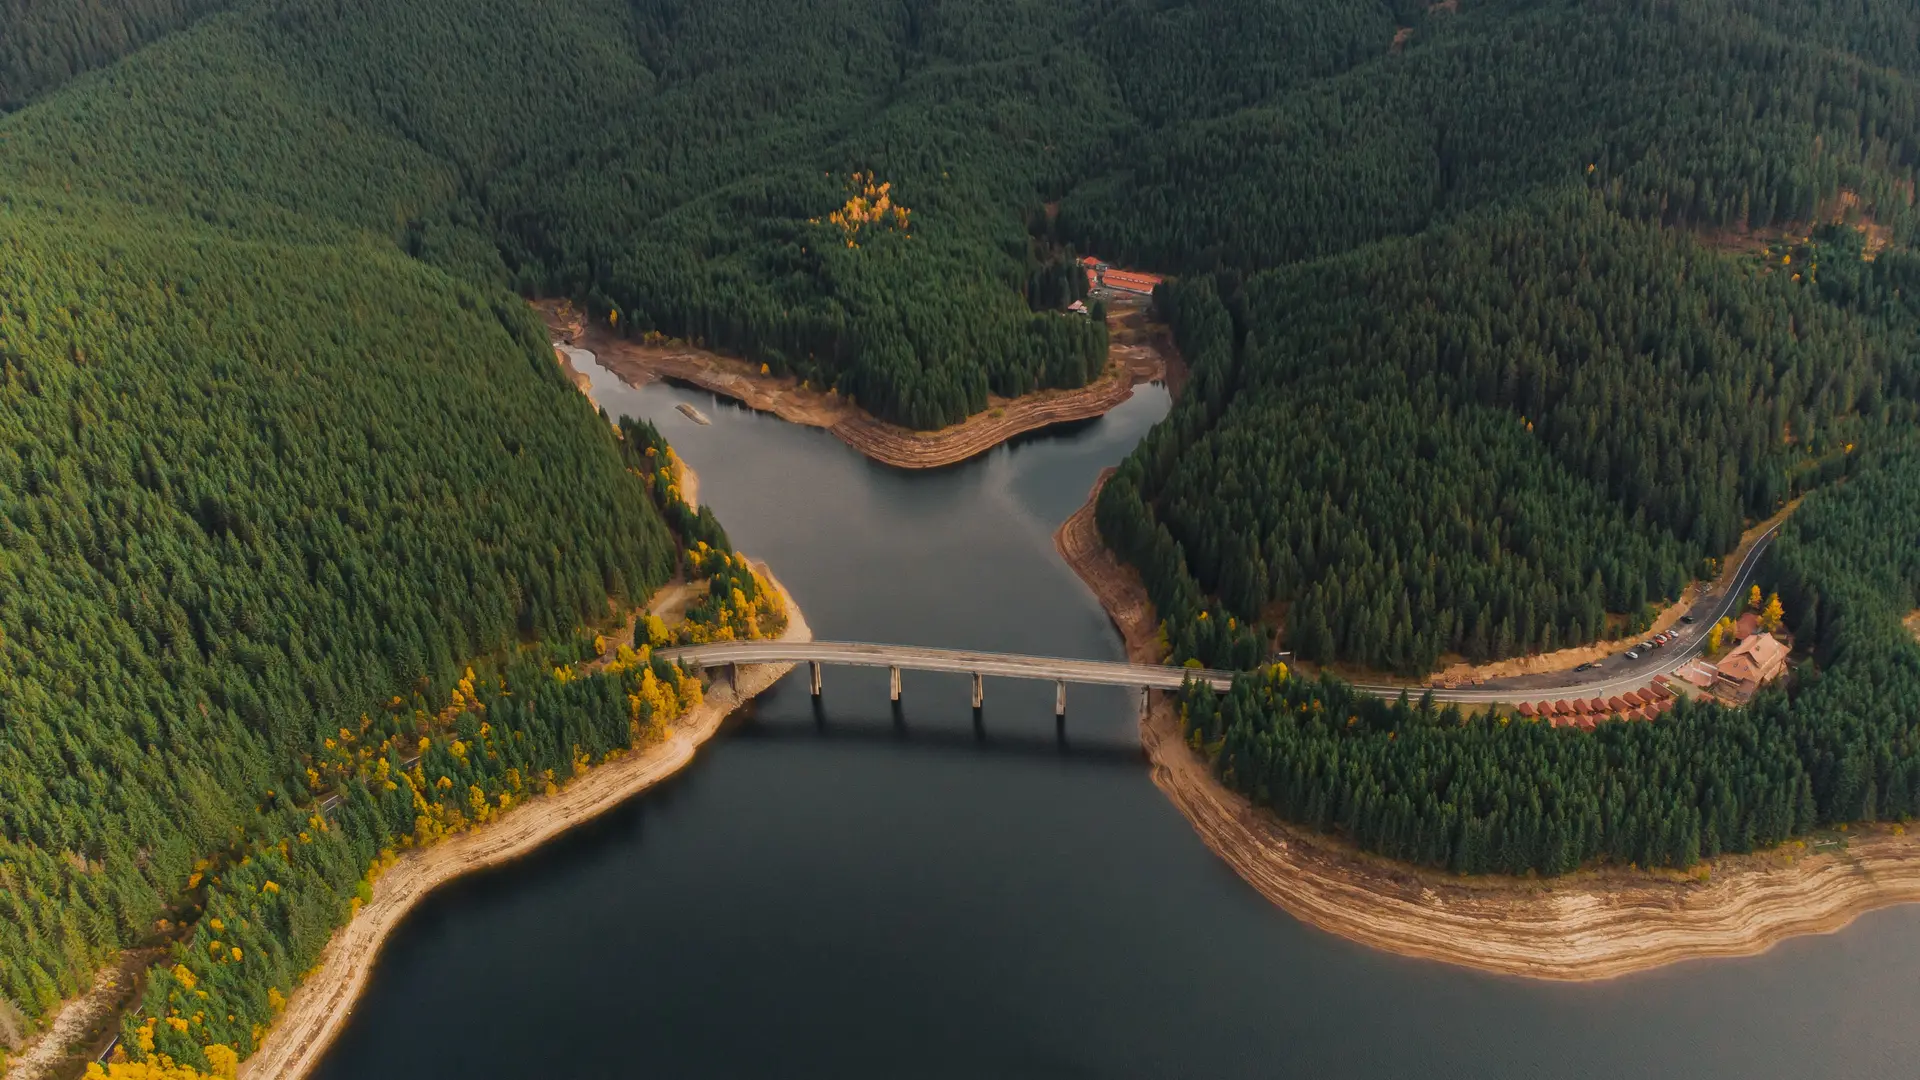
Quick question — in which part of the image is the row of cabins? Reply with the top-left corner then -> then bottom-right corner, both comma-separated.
1514,680 -> 1680,729
1080,257 -> 1163,297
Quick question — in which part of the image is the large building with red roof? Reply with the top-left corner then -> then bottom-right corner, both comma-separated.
1080,258 -> 1163,297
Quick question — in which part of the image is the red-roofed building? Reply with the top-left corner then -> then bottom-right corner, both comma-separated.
1080,258 -> 1164,297
1101,268 -> 1163,295
1516,702 -> 1537,717
1715,632 -> 1790,703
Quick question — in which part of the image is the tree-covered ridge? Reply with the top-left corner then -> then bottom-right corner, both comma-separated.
1181,437 -> 1920,877
1102,195 -> 1919,672
6,0 -> 1916,434
1063,0 -> 1920,273
0,0 -> 237,110
97,425 -> 782,1077
0,199 -> 684,1042
0,0 -> 1119,429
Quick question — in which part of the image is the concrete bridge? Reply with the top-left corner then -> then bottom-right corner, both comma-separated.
658,639 -> 1690,712
658,640 -> 1238,716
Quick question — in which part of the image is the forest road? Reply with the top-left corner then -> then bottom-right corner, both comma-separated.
1360,519 -> 1784,704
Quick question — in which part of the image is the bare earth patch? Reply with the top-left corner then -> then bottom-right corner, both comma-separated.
1055,474 -> 1920,980
542,302 -> 1175,470
1697,190 -> 1894,261
239,567 -> 810,1080
1905,609 -> 1920,644
4,949 -> 158,1080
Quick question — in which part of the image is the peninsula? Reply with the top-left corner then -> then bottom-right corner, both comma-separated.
542,301 -> 1175,470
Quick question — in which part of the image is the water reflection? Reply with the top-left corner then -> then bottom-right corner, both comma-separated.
741,708 -> 1144,769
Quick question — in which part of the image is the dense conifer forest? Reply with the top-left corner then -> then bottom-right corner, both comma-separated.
4,0 -> 1920,1070
1182,434 -> 1920,875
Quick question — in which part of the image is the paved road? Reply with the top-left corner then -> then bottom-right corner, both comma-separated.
659,640 -> 1239,692
663,522 -> 1782,708
1403,518 -> 1784,703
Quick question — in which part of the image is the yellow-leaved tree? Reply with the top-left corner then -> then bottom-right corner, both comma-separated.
1761,592 -> 1785,633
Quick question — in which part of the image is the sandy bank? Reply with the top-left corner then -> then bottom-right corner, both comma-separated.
240,566 -> 809,1079
1055,473 -> 1920,980
3,949 -> 157,1080
542,302 -> 1173,470
674,455 -> 701,508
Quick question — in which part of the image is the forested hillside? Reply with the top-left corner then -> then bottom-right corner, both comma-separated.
1088,0 -> 1920,673
5,0 -> 1920,1068
0,0 -> 236,109
0,186 -> 695,1054
1183,435 -> 1920,875
1103,200 -> 1918,671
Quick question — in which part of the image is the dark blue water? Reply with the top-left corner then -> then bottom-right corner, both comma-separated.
310,356 -> 1920,1079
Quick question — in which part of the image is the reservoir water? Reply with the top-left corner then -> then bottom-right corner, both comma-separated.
312,356 -> 1920,1079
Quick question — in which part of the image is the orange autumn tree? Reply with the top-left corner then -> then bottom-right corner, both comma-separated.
813,171 -> 910,248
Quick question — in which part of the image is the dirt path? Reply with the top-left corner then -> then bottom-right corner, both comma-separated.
3,950 -> 157,1080
239,565 -> 809,1080
1055,475 -> 1920,980
543,303 -> 1173,470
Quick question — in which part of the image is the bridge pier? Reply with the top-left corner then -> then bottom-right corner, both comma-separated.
809,661 -> 822,697
729,662 -> 741,694
1139,686 -> 1150,719
1056,679 -> 1066,718
889,665 -> 901,702
971,671 -> 984,709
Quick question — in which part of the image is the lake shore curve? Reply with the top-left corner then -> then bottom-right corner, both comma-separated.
543,303 -> 1174,470
1054,469 -> 1920,981
240,565 -> 809,1079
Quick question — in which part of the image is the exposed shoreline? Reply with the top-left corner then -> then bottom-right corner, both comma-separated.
1054,470 -> 1920,981
540,302 -> 1175,470
239,566 -> 810,1079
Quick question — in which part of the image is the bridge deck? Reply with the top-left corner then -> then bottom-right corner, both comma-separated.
659,640 -> 1239,692
660,641 -> 1614,705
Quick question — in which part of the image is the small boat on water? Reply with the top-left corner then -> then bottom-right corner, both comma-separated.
676,402 -> 712,425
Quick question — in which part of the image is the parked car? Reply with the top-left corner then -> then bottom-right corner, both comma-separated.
1626,650 -> 1642,660
1638,641 -> 1655,651
1680,615 -> 1696,624
1574,661 -> 1595,672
